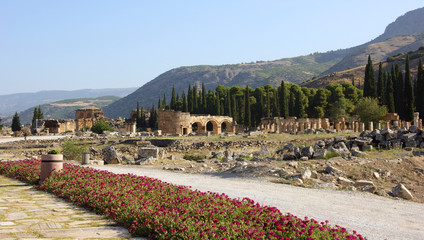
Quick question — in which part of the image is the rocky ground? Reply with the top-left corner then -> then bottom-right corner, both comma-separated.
1,129 -> 423,204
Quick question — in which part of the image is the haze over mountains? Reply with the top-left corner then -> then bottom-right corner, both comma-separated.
103,6 -> 424,118
0,88 -> 137,118
3,7 -> 424,121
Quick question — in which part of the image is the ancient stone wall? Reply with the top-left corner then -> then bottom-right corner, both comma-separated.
75,107 -> 104,131
158,110 -> 234,135
260,117 -> 330,134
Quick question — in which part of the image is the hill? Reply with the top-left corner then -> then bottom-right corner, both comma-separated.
301,46 -> 424,89
103,7 -> 424,118
322,7 -> 424,74
0,88 -> 137,118
3,96 -> 120,125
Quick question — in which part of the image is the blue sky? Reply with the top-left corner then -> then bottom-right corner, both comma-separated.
1,1 -> 423,95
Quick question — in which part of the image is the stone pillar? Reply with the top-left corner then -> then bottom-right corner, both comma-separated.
414,112 -> 419,127
368,122 -> 373,131
82,152 -> 90,165
406,122 -> 411,129
385,121 -> 390,129
359,123 -> 365,132
376,122 -> 381,130
393,120 -> 399,128
335,122 -> 341,132
419,119 -> 423,130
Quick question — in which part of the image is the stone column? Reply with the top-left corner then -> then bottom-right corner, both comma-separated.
368,122 -> 373,131
414,112 -> 419,127
359,123 -> 365,132
376,122 -> 381,130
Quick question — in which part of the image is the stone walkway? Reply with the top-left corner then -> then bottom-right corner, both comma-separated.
0,175 -> 144,240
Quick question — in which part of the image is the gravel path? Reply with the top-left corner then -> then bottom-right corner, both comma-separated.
90,165 -> 424,240
0,135 -> 67,143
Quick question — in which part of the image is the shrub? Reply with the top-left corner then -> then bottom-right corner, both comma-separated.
354,97 -> 388,124
61,138 -> 87,162
91,119 -> 114,134
183,152 -> 207,161
47,149 -> 60,154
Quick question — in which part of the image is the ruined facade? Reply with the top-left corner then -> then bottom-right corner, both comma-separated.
44,119 -> 76,134
75,107 -> 104,131
158,110 -> 234,135
260,117 -> 330,133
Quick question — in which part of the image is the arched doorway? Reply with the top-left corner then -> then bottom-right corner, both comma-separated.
206,120 -> 218,134
191,122 -> 202,133
221,121 -> 232,133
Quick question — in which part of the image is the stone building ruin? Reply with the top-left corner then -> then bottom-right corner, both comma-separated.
260,117 -> 330,134
158,109 -> 234,135
75,107 -> 105,131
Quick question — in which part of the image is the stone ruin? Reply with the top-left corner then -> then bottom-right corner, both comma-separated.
158,109 -> 235,135
260,112 -> 423,134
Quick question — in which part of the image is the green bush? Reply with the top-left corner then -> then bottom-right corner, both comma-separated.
47,149 -> 60,154
183,152 -> 207,161
91,119 -> 114,134
61,138 -> 87,162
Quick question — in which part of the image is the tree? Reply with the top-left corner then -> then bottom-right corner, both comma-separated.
91,119 -> 114,134
149,104 -> 158,129
327,99 -> 348,123
170,85 -> 176,110
202,82 -> 207,114
278,80 -> 288,118
187,84 -> 193,112
385,71 -> 395,113
354,97 -> 388,124
310,89 -> 328,118
416,58 -> 424,116
37,105 -> 44,119
244,86 -> 251,128
11,112 -> 22,132
182,91 -> 188,112
394,64 -> 404,116
363,55 -> 377,98
0,117 -> 3,130
403,55 -> 414,121
377,62 -> 385,105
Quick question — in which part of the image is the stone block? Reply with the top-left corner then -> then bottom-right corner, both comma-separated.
314,148 -> 327,159
391,139 -> 403,149
138,147 -> 160,159
301,146 -> 314,159
354,180 -> 376,193
392,183 -> 414,200
378,141 -> 391,150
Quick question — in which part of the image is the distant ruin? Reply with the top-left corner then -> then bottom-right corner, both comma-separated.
158,109 -> 234,135
75,107 -> 105,131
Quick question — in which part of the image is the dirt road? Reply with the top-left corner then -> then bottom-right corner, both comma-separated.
89,165 -> 424,240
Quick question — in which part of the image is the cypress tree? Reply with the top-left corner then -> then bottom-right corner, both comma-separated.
182,91 -> 188,112
279,80 -> 288,118
226,89 -> 231,117
187,84 -> 193,113
364,55 -> 377,98
158,96 -> 161,110
11,112 -> 22,132
170,85 -> 176,110
416,58 -> 424,115
216,92 -> 220,115
395,64 -> 404,116
136,101 -> 141,130
37,105 -> 44,119
377,62 -> 385,105
385,71 -> 395,113
265,88 -> 271,117
32,107 -> 39,123
232,95 -> 237,122
162,94 -> 167,109
244,86 -> 251,128
193,85 -> 198,113
202,82 -> 207,114
404,55 -> 414,121
272,89 -> 280,117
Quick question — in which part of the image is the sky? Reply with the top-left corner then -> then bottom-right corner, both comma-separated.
1,1 -> 423,95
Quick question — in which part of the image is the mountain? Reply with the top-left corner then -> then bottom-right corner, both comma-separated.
2,96 -> 120,125
103,52 -> 348,118
301,46 -> 424,89
104,7 -> 424,118
0,88 -> 137,118
322,7 -> 424,74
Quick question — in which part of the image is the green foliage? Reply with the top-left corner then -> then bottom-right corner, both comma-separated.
363,55 -> 377,98
0,117 -> 3,130
403,55 -> 414,121
61,138 -> 87,162
416,59 -> 424,115
327,99 -> 348,122
183,152 -> 207,161
91,119 -> 114,134
11,112 -> 22,132
47,149 -> 60,154
354,97 -> 388,124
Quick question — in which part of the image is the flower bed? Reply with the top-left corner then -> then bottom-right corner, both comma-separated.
0,159 -> 365,239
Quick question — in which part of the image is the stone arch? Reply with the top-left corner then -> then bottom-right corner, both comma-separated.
221,121 -> 232,132
191,122 -> 202,133
206,120 -> 219,134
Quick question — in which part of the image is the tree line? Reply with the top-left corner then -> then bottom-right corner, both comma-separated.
139,55 -> 423,130
363,55 -> 424,122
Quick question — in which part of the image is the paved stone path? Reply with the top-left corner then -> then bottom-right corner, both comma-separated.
0,175 -> 144,240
